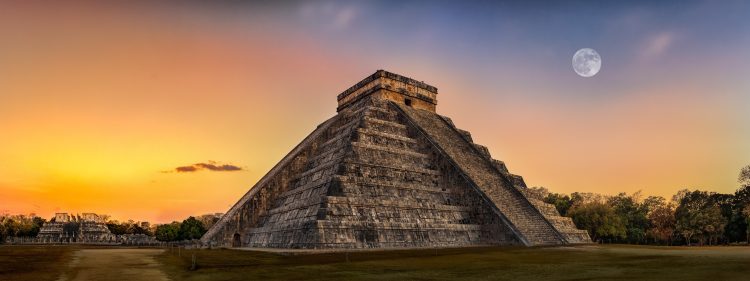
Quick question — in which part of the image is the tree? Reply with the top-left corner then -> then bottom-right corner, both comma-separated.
571,192 -> 603,205
128,223 -> 151,236
196,214 -> 222,230
700,204 -> 726,245
730,185 -> 750,243
607,192 -> 650,244
739,165 -> 750,187
675,190 -> 728,245
544,193 -> 573,216
0,216 -> 7,243
155,222 -> 180,242
710,193 -> 734,244
178,217 -> 207,240
568,201 -> 626,243
0,214 -> 45,237
647,199 -> 676,245
29,216 -> 46,237
743,204 -> 750,244
106,221 -> 128,235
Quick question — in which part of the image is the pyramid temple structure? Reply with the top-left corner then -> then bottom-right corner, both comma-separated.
201,70 -> 591,249
36,213 -> 116,243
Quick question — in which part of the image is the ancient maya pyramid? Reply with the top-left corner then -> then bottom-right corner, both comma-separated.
201,70 -> 591,249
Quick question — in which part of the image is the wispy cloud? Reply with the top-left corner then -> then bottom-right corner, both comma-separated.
299,2 -> 359,30
165,161 -> 244,173
643,32 -> 676,58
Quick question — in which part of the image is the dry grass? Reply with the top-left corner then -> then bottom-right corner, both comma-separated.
3,244 -> 749,280
0,245 -> 73,281
157,245 -> 750,281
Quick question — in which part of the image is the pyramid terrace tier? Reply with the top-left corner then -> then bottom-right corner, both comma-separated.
200,71 -> 592,249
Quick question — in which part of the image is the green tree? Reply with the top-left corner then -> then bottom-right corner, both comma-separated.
178,216 -> 207,240
155,222 -> 180,242
701,204 -> 727,245
544,193 -> 573,216
729,185 -> 750,243
675,190 -> 728,245
607,192 -> 650,244
1,214 -> 45,237
2,217 -> 17,237
0,216 -> 7,243
106,221 -> 128,235
29,216 -> 46,237
647,198 -> 676,245
739,165 -> 750,187
525,186 -> 550,200
197,214 -> 222,230
128,223 -> 152,236
568,201 -> 626,243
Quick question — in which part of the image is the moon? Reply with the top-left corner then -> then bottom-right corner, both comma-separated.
572,48 -> 601,77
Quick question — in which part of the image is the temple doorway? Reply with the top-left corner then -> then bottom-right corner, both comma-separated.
232,233 -> 241,247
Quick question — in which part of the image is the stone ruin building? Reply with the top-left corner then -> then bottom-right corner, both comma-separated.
201,70 -> 591,249
35,212 -> 117,244
4,212 -> 159,245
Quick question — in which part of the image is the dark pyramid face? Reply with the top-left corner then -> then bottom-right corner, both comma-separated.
201,71 -> 591,249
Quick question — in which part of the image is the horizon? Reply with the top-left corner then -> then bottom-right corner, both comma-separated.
2,1 -> 749,224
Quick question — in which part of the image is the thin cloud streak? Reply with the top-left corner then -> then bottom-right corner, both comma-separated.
168,161 -> 244,173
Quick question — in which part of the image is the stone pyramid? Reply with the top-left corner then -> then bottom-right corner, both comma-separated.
201,70 -> 591,249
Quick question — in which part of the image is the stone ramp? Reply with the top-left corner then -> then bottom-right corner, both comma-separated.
392,102 -> 565,246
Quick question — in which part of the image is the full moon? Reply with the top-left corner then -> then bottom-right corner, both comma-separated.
572,48 -> 601,77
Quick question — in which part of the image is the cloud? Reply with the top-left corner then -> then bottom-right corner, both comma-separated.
167,161 -> 244,173
643,32 -> 675,58
333,6 -> 357,29
299,2 -> 359,30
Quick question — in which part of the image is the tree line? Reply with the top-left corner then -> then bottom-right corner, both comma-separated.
535,165 -> 750,245
0,214 -> 46,241
154,216 -> 207,242
0,213 -> 221,243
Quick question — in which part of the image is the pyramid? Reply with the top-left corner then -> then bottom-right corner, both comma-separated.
201,70 -> 591,249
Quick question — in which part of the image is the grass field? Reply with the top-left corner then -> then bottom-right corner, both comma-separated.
0,245 -> 74,281
2,244 -> 749,280
158,245 -> 750,281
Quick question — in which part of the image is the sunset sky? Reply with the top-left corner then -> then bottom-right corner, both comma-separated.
1,1 -> 748,223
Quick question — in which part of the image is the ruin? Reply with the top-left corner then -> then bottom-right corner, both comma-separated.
201,70 -> 591,249
35,213 -> 117,244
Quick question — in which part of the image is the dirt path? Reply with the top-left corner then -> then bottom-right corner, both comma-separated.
59,249 -> 170,281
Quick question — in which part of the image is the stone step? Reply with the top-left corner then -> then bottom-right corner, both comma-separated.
303,145 -> 347,172
350,141 -> 433,170
362,116 -> 408,137
354,128 -> 420,152
393,102 -> 565,246
339,161 -> 441,188
527,198 -> 562,217
292,158 -> 341,184
325,196 -> 472,212
362,105 -> 399,122
315,220 -> 487,231
332,174 -> 442,191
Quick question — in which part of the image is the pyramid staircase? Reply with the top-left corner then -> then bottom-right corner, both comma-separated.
201,70 -> 591,248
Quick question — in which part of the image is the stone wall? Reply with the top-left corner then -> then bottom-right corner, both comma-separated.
337,70 -> 438,113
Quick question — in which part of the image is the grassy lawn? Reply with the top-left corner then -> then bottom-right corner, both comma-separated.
0,245 -> 74,281
2,244 -> 749,280
158,245 -> 750,281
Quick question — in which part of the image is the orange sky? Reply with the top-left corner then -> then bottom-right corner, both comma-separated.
1,2 -> 748,223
